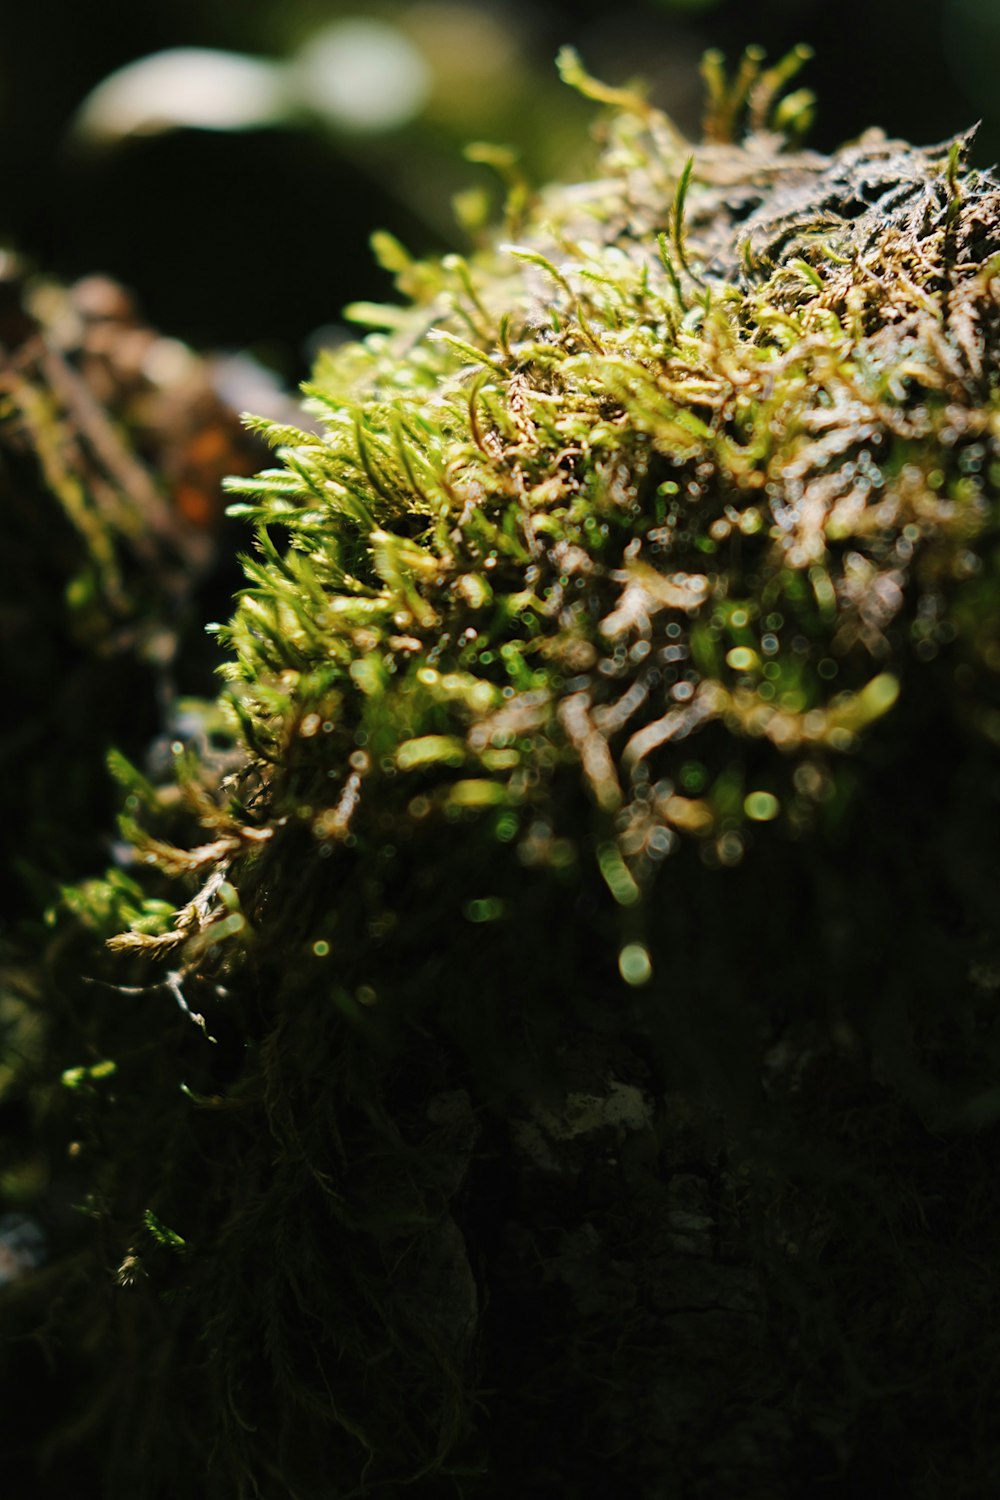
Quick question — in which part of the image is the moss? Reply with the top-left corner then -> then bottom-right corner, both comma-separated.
0,266 -> 259,905
10,46 -> 1000,1498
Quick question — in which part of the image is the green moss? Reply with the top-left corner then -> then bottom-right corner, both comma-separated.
12,46 -> 1000,1498
121,50 -> 1000,978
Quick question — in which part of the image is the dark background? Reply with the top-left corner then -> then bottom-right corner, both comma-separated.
3,0 -> 998,375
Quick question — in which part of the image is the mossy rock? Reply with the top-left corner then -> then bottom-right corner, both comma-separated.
9,48 -> 1000,1498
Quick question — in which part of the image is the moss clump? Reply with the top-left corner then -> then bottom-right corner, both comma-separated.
11,46 -> 1000,1498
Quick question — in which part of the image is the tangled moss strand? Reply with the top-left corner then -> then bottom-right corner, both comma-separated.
12,47 -> 1000,1499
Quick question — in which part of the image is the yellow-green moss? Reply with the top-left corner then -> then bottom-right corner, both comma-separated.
117,50 -> 1000,967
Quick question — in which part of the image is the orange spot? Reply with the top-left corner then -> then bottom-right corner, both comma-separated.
173,481 -> 218,530
185,424 -> 231,466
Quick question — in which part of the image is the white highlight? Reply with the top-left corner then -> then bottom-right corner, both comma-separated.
294,20 -> 431,133
75,49 -> 286,141
74,20 -> 431,145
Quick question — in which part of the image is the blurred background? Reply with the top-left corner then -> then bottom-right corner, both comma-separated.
4,0 -> 999,381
